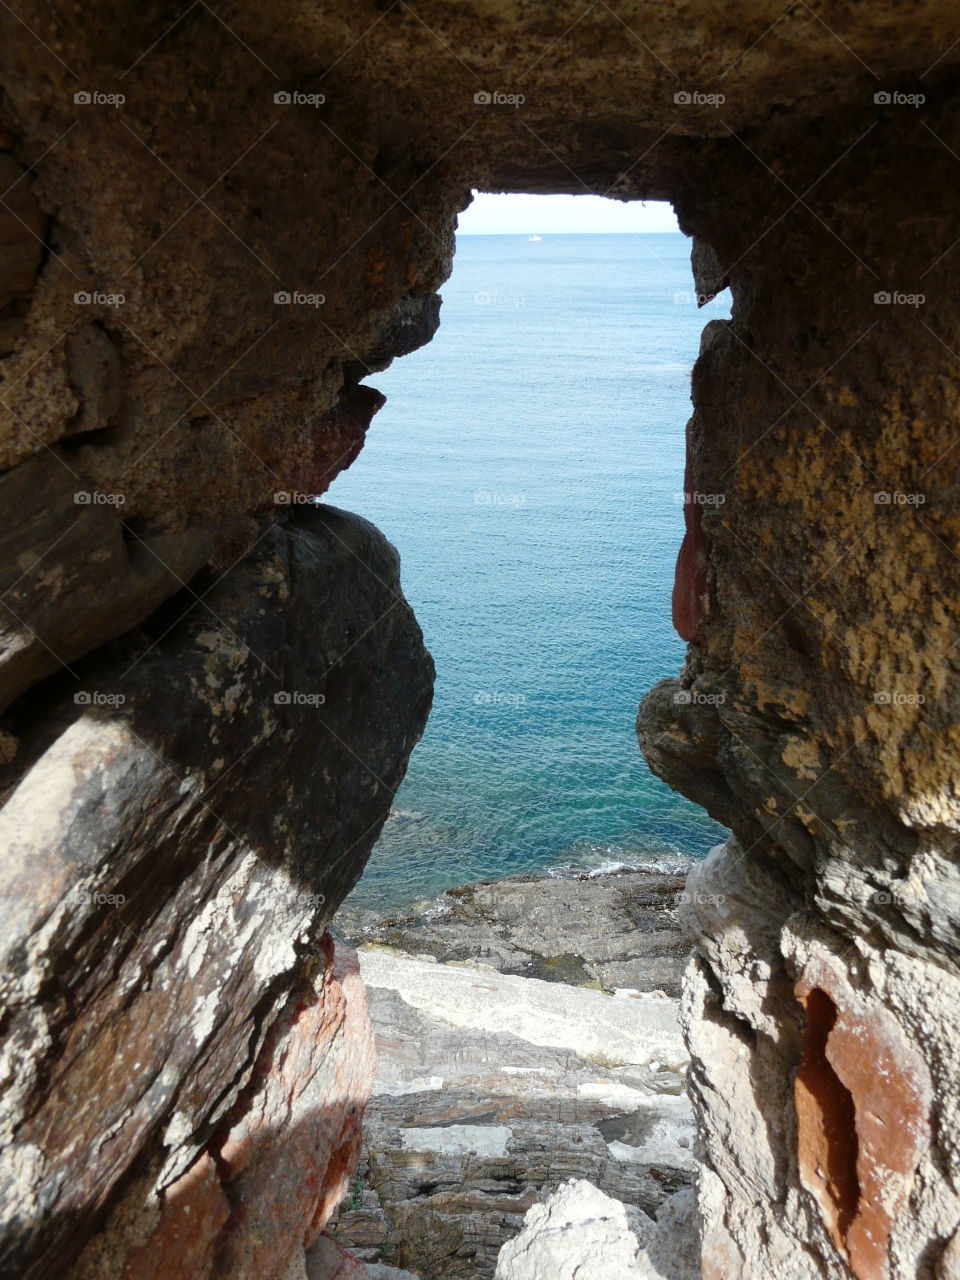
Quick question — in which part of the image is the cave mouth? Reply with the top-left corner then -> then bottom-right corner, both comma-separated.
328,191 -> 730,918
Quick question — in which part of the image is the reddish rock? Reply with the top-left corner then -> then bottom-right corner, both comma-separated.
673,503 -> 710,642
258,384 -> 386,505
795,960 -> 931,1280
306,1234 -> 371,1279
672,429 -> 713,642
213,937 -> 377,1278
122,939 -> 376,1280
122,1154 -> 230,1280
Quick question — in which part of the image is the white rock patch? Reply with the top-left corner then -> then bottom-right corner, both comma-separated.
400,1123 -> 513,1158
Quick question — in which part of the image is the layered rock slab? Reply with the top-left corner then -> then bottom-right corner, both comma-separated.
0,504 -> 434,1279
3,3 -> 960,1276
331,870 -> 696,1280
341,866 -> 692,997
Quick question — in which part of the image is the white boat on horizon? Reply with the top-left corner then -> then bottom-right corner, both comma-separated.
527,234 -> 542,241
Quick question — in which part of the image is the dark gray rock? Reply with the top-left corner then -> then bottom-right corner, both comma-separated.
340,866 -> 692,997
342,293 -> 443,384
0,450 -> 213,713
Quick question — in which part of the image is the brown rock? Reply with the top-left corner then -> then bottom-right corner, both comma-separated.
795,957 -> 931,1280
97,940 -> 376,1280
121,1154 -> 230,1280
0,449 -> 213,710
65,323 -> 123,436
673,422 -> 713,642
3,4 -> 960,1277
0,506 -> 432,1280
213,939 -> 377,1278
0,154 -> 45,308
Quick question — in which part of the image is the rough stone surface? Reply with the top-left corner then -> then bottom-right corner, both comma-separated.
2,3 -> 960,1277
493,1180 -> 699,1280
0,449 -> 213,712
0,506 -> 432,1280
340,866 -> 692,997
305,1234 -> 372,1280
330,871 -> 695,1280
494,1180 -> 649,1280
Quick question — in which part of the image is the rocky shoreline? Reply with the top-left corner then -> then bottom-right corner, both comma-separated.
329,865 -> 703,1279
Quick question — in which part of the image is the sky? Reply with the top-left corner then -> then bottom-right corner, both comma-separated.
457,192 -> 680,235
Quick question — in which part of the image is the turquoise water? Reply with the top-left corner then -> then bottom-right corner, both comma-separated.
328,232 -> 730,912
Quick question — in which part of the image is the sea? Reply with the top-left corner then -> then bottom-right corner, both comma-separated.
327,231 -> 731,916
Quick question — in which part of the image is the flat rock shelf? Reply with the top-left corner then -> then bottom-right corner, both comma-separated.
329,867 -> 701,1280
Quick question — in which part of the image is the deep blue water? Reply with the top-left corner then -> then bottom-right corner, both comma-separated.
328,232 -> 730,912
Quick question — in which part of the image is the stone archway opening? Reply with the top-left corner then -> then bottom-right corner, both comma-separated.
327,189 -> 731,922
0,5 -> 959,1279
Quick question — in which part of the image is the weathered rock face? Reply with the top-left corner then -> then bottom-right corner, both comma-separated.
332,870 -> 695,1280
634,95 -> 960,1272
494,1179 -> 652,1280
2,2 -> 960,1277
493,1179 -> 698,1280
0,506 -> 433,1279
340,867 -> 692,997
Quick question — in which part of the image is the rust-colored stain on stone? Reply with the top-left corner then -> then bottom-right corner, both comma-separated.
673,499 -> 710,642
672,425 -> 713,642
795,965 -> 931,1280
122,939 -> 375,1280
122,1153 -> 229,1280
795,987 -> 861,1250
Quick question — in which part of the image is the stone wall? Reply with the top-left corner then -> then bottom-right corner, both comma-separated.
1,3 -> 960,1277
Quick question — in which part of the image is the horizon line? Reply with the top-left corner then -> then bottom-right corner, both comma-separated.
457,229 -> 685,236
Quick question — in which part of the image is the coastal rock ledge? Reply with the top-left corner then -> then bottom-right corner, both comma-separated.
331,868 -> 700,1280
